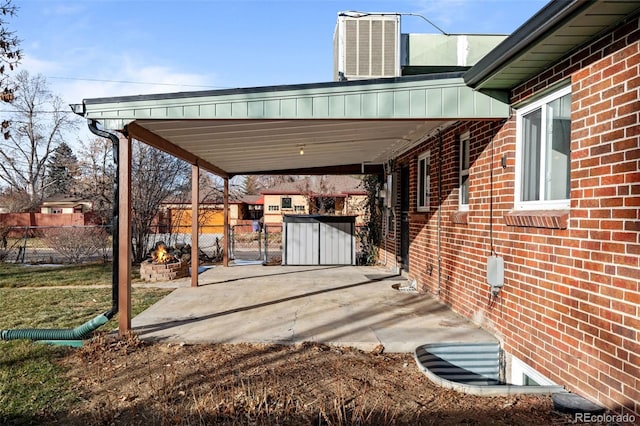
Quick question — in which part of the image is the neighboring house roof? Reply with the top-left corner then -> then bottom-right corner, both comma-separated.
239,194 -> 262,205
41,194 -> 92,208
464,0 -> 640,92
260,176 -> 366,196
161,193 -> 255,206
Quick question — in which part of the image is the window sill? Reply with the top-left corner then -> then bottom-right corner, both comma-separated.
450,211 -> 468,225
504,210 -> 569,230
410,212 -> 430,221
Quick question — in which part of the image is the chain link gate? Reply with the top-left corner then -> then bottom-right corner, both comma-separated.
229,223 -> 263,262
229,223 -> 283,264
262,223 -> 282,265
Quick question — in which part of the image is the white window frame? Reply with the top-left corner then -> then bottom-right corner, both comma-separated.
515,85 -> 571,210
459,132 -> 470,212
510,356 -> 557,386
417,150 -> 430,212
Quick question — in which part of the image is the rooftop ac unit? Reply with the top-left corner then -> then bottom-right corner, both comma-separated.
334,13 -> 400,81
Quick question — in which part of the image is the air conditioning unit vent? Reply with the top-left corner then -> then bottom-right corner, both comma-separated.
334,13 -> 400,81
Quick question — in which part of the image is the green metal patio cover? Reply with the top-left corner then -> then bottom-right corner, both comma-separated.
71,72 -> 509,334
72,72 -> 508,178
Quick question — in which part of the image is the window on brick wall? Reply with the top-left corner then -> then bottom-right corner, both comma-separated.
268,205 -> 279,212
515,85 -> 571,209
417,150 -> 430,212
459,132 -> 470,211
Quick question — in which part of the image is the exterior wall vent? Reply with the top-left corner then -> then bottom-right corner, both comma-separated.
334,13 -> 400,81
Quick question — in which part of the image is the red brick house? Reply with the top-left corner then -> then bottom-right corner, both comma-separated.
70,0 -> 638,417
379,1 -> 639,418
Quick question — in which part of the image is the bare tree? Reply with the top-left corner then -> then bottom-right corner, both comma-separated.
0,71 -> 78,209
199,171 -> 223,201
298,176 -> 337,214
257,175 -> 297,189
0,186 -> 29,212
77,137 -> 115,224
131,140 -> 190,263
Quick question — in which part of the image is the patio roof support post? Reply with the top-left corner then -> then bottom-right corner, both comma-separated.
223,177 -> 229,267
191,164 -> 200,287
118,134 -> 132,336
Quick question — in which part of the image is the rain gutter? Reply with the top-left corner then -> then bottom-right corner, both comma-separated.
463,0 -> 587,89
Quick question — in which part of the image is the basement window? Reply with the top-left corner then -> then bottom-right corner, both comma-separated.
417,150 -> 430,212
515,85 -> 571,210
510,356 -> 557,387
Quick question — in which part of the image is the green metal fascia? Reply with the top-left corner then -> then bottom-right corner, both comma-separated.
79,76 -> 509,131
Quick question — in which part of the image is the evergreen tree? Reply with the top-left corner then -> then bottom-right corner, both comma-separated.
241,175 -> 260,195
44,142 -> 79,197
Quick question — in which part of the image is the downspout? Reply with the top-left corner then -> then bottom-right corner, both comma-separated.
88,120 -> 119,319
437,130 -> 443,296
0,120 -> 120,347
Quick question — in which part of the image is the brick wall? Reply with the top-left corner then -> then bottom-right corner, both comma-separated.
390,13 -> 639,418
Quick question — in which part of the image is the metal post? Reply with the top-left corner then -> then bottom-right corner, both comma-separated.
118,135 -> 132,336
223,178 -> 229,267
263,224 -> 268,264
191,165 -> 199,287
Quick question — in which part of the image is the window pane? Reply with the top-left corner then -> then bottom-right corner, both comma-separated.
418,158 -> 425,207
281,197 -> 292,209
460,135 -> 469,207
546,93 -> 571,200
460,174 -> 469,205
461,138 -> 469,171
521,108 -> 542,201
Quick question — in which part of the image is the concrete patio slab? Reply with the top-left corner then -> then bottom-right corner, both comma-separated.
132,265 -> 497,353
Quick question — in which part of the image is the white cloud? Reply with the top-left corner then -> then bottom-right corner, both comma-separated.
61,63 -> 219,104
20,54 -> 63,76
16,51 -> 220,146
19,50 -> 219,107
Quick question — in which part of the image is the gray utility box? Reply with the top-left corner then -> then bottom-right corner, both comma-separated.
282,215 -> 356,265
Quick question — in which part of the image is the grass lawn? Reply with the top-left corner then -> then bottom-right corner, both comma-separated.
0,262 -> 141,288
0,262 -> 171,424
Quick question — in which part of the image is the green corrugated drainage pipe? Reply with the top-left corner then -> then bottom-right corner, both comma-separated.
0,120 -> 120,347
1,314 -> 109,347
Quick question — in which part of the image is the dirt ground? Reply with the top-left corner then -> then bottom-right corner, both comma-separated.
44,334 -> 581,425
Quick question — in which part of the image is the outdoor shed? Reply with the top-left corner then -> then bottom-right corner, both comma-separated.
282,215 -> 356,266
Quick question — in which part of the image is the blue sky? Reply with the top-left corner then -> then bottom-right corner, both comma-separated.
13,0 -> 548,116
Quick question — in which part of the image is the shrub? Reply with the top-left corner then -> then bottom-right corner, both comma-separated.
43,227 -> 109,264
